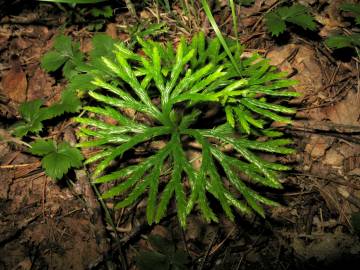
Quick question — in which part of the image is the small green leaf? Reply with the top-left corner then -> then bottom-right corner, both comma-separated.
59,89 -> 82,113
19,99 -> 43,122
53,35 -> 73,54
30,140 -> 56,155
42,152 -> 72,179
286,13 -> 317,31
265,4 -> 316,36
41,51 -> 68,72
30,140 -> 83,180
12,99 -> 46,137
325,34 -> 360,49
58,142 -> 84,168
265,12 -> 286,36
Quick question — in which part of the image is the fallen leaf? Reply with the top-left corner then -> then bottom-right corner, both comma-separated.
304,135 -> 332,159
27,67 -> 54,101
0,56 -> 27,103
324,148 -> 343,166
267,44 -> 323,104
324,91 -> 360,126
344,156 -> 360,174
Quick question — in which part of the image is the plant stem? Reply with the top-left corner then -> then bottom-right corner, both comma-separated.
124,0 -> 136,18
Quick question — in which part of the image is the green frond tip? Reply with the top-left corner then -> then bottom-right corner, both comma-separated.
73,31 -> 298,227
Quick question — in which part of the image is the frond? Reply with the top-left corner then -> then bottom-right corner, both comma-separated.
75,32 -> 298,227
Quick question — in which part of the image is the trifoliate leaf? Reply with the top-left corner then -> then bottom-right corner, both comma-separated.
30,139 -> 56,155
41,51 -> 68,72
41,34 -> 84,78
265,12 -> 286,36
53,35 -> 73,54
19,99 -> 43,122
42,89 -> 82,119
42,152 -> 73,179
60,89 -> 82,112
30,140 -> 84,180
91,34 -> 118,60
265,4 -> 316,36
57,142 -> 84,168
67,74 -> 97,91
12,99 -> 46,137
12,120 -> 43,137
62,61 -> 77,79
286,13 -> 317,31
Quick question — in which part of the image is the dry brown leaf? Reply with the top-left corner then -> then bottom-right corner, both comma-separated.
105,23 -> 118,39
324,148 -> 344,167
267,44 -> 323,104
304,135 -> 332,159
27,67 -> 54,101
324,91 -> 360,126
0,58 -> 27,103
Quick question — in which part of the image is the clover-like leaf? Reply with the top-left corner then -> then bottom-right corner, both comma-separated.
30,140 -> 84,180
265,4 -> 316,36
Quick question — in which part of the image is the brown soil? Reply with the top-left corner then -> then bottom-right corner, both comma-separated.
1,1 -> 360,269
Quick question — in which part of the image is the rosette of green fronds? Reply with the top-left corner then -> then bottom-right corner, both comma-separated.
75,32 -> 297,227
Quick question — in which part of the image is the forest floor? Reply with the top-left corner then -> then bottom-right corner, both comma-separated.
0,0 -> 360,269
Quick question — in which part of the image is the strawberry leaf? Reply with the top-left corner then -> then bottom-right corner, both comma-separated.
30,139 -> 56,155
12,100 -> 46,137
41,34 -> 84,79
265,4 -> 316,36
265,12 -> 286,36
30,140 -> 84,180
41,51 -> 68,72
326,34 -> 360,49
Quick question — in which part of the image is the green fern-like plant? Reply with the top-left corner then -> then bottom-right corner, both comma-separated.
75,32 -> 298,227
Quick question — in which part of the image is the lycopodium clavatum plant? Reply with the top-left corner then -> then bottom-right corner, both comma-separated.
64,31 -> 300,227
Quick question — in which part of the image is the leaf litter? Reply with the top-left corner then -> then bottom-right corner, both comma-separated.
1,1 -> 360,269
